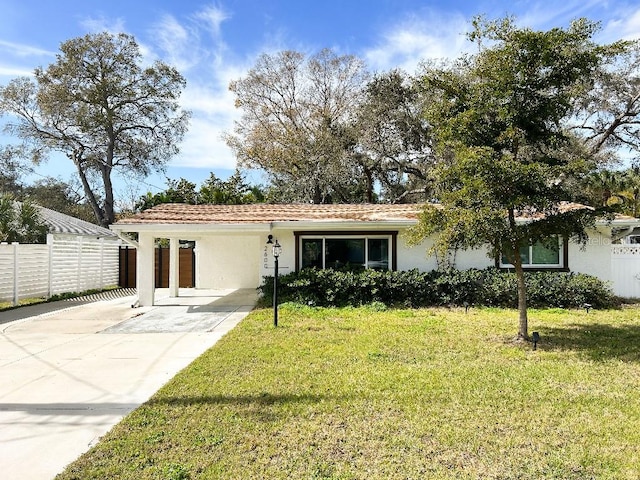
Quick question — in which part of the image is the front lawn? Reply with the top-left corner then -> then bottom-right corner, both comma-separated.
58,305 -> 640,479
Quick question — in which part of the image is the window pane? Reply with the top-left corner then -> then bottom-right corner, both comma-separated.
326,239 -> 365,269
519,244 -> 530,265
367,238 -> 389,270
301,239 -> 323,269
532,239 -> 560,265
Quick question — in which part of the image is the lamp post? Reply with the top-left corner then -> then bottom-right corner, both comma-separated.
267,235 -> 282,327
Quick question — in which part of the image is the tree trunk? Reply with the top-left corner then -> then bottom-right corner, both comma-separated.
73,154 -> 105,227
513,253 -> 529,340
507,207 -> 528,340
101,165 -> 115,226
364,167 -> 374,203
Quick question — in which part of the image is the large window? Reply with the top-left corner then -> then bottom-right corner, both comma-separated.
300,235 -> 392,270
500,236 -> 564,269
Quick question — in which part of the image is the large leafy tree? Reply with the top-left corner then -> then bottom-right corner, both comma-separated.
355,70 -> 434,203
409,18 -> 627,340
226,49 -> 369,204
0,32 -> 190,226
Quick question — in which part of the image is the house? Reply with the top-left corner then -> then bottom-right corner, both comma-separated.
110,203 -> 640,306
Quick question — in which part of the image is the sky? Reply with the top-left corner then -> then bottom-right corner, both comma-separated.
1,0 -> 640,207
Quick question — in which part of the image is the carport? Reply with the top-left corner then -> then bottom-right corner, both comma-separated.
111,215 -> 269,307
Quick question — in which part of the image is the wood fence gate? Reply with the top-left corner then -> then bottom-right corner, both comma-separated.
119,246 -> 195,288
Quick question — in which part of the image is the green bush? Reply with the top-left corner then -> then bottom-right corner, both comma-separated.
258,267 -> 619,309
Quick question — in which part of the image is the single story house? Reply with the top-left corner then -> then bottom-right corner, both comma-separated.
110,203 -> 640,306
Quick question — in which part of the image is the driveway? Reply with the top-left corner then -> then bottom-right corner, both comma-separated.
0,288 -> 257,480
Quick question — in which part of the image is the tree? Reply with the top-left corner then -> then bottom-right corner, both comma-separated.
25,178 -> 96,223
226,49 -> 369,203
0,194 -> 48,243
135,178 -> 198,212
0,145 -> 28,196
409,17 -> 625,340
199,169 -> 265,205
135,169 -> 266,212
355,70 -> 434,203
0,32 -> 190,227
572,40 -> 640,160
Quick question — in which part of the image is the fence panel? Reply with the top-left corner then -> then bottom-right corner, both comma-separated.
0,235 -> 121,303
16,245 -> 49,299
611,245 -> 640,299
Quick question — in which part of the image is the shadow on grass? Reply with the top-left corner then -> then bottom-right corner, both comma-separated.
145,393 -> 349,422
538,323 -> 640,362
148,392 -> 349,407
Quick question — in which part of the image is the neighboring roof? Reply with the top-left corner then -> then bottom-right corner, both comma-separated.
114,203 -> 425,225
36,206 -> 116,237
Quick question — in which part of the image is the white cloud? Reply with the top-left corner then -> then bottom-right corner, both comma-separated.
194,4 -> 230,38
0,64 -> 35,77
151,14 -> 199,71
364,11 -> 470,73
174,116 -> 236,169
0,40 -> 55,58
603,7 -> 640,41
80,16 -> 127,35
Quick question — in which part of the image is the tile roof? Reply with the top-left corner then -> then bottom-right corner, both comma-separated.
112,202 -> 639,228
115,203 -> 425,225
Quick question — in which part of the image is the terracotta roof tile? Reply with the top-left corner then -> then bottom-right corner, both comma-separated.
115,203 -> 424,225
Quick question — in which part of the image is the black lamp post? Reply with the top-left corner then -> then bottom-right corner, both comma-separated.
267,235 -> 282,327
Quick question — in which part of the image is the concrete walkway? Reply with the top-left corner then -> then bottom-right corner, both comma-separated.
0,289 -> 256,480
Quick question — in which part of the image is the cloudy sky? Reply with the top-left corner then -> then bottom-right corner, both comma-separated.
1,0 -> 639,203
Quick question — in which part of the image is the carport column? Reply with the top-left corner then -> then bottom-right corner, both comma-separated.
169,237 -> 179,298
137,232 -> 155,306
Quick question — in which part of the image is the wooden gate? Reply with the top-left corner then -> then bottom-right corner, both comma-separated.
119,246 -> 195,288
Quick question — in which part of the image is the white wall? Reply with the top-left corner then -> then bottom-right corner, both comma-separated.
163,225 -> 620,292
197,234 -> 262,289
567,228 -> 612,281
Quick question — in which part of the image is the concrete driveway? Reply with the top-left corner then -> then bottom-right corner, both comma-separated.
0,288 -> 256,480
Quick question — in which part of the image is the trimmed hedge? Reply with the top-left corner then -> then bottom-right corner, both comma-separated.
259,267 -> 619,309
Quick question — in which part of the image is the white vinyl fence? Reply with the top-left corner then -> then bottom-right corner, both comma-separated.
611,245 -> 640,299
0,234 -> 120,305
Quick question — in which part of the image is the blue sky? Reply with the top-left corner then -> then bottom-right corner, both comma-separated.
1,0 -> 639,207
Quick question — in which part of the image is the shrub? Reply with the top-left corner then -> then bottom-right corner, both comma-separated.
258,267 -> 619,309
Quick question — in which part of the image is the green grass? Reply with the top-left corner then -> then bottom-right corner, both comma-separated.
58,305 -> 640,479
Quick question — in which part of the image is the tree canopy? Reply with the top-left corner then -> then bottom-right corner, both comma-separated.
135,169 -> 265,212
409,17 -> 632,339
0,32 -> 190,226
226,49 -> 371,203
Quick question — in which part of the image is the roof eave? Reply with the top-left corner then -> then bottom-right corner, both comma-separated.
110,223 -> 272,234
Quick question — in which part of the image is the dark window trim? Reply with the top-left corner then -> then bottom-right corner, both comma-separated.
294,230 -> 398,272
495,237 -> 569,272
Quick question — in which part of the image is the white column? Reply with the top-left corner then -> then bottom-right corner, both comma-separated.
137,233 -> 155,306
169,237 -> 179,298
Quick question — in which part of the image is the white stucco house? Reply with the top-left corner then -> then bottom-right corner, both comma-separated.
110,203 -> 640,306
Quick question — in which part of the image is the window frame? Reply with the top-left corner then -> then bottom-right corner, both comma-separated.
497,236 -> 569,271
294,231 -> 398,272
